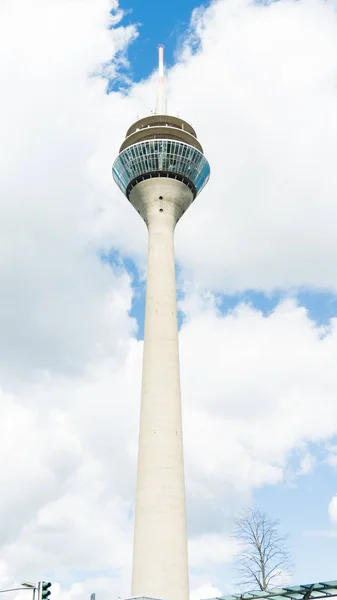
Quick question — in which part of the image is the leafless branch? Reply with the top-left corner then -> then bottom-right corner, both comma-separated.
232,507 -> 291,592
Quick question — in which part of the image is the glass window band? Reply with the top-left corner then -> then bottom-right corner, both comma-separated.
112,139 -> 210,198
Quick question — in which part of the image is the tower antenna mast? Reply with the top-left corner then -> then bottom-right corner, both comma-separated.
156,44 -> 167,115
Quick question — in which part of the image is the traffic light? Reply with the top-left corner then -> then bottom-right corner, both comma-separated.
40,582 -> 51,600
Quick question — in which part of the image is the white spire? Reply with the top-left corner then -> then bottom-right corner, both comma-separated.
156,44 -> 167,115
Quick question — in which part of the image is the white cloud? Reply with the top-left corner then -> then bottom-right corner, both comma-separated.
0,352 -> 141,589
328,495 -> 337,526
2,0 -> 337,599
298,452 -> 316,475
0,0 -> 138,382
191,585 -> 222,600
10,0 -> 337,296
1,297 -> 337,597
81,0 -> 337,294
189,534 -> 240,569
180,297 -> 337,538
326,446 -> 337,468
94,0 -> 337,295
0,0 -> 139,593
169,0 -> 337,292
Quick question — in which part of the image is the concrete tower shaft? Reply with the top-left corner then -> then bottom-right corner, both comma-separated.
130,177 -> 193,225
131,178 -> 192,600
112,46 -> 210,600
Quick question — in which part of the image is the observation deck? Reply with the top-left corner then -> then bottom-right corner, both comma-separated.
113,114 -> 210,200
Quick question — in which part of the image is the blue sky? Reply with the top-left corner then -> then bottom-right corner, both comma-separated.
255,466 -> 337,584
111,0 -> 337,590
117,0 -> 211,83
2,1 -> 337,600
113,0 -> 337,330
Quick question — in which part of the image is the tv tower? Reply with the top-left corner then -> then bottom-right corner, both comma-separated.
112,46 -> 210,600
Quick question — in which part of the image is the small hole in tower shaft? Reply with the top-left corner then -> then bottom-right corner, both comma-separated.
159,196 -> 163,200
159,208 -> 163,212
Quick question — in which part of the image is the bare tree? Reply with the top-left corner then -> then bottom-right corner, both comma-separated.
232,507 -> 291,591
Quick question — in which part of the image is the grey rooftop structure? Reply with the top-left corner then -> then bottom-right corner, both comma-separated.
206,581 -> 337,600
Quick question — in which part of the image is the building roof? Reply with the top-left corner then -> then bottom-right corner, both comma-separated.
125,115 -> 197,138
119,125 -> 203,153
206,581 -> 337,600
120,114 -> 203,153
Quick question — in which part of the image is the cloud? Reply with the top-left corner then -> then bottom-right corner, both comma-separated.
189,534 -> 240,569
179,297 -> 337,539
169,0 -> 337,292
326,445 -> 337,468
0,0 -> 138,382
191,585 -> 222,600
93,0 -> 337,295
0,352 -> 141,588
2,0 -> 337,599
2,296 -> 337,597
328,495 -> 337,526
0,0 -> 139,593
16,0 -> 337,297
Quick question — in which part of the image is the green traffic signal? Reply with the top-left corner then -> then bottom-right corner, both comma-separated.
41,582 -> 51,600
